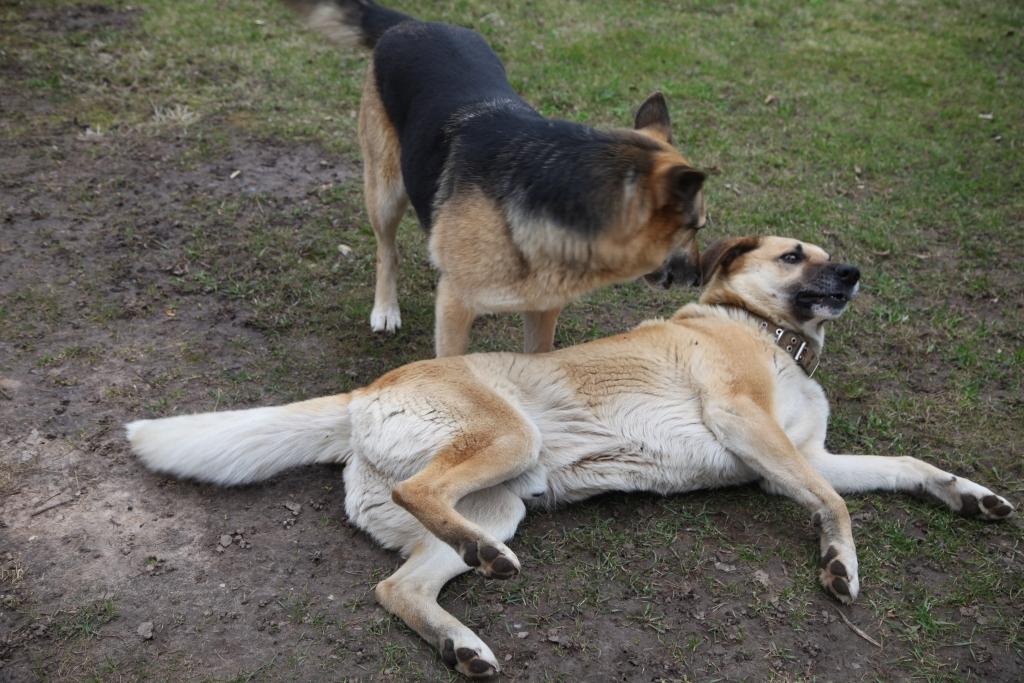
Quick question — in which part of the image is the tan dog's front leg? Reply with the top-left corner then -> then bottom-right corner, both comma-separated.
705,398 -> 859,603
435,275 -> 476,357
522,308 -> 561,353
808,451 -> 1015,520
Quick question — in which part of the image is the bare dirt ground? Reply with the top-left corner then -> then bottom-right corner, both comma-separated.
2,3 -> 1023,682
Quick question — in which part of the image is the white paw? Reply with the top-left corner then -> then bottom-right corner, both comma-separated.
440,634 -> 499,678
370,305 -> 401,333
930,476 -> 1015,520
819,543 -> 859,604
958,487 -> 1015,520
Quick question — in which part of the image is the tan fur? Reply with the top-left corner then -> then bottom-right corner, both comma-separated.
699,236 -> 832,322
427,142 -> 705,356
358,64 -> 408,333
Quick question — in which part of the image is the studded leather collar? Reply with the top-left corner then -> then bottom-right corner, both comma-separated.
751,316 -> 821,377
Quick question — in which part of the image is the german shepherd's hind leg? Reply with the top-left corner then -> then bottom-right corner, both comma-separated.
392,411 -> 539,578
434,275 -> 476,357
705,398 -> 859,603
375,489 -> 525,678
808,452 -> 1015,520
522,308 -> 561,354
359,63 -> 408,333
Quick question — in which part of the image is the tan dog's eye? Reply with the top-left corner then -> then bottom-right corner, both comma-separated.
780,252 -> 803,264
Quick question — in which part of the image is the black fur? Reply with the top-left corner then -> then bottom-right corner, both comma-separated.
440,112 -> 662,237
322,0 -> 411,48
358,4 -> 675,233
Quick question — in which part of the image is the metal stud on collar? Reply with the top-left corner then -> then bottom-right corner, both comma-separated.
754,317 -> 819,377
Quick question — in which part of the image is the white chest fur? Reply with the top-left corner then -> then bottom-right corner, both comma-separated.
771,352 -> 830,453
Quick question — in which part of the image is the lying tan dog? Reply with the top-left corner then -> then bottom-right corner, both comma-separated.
127,235 -> 1014,678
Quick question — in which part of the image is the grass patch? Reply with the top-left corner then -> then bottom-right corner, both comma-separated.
52,599 -> 119,641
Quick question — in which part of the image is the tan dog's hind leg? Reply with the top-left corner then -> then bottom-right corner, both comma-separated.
359,63 -> 408,333
392,409 -> 538,578
375,489 -> 526,678
808,452 -> 1015,520
705,398 -> 859,603
434,275 -> 476,357
522,308 -> 561,354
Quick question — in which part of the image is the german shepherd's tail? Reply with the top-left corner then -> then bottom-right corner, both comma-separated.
287,0 -> 413,49
126,394 -> 353,486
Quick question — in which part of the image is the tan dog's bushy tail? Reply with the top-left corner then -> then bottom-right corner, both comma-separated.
126,394 -> 353,486
285,0 -> 413,49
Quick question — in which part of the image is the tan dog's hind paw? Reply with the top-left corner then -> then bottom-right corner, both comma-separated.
462,540 -> 520,579
441,638 -> 499,678
819,545 -> 860,604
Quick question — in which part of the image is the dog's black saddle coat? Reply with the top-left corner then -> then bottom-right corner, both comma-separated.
373,21 -> 663,235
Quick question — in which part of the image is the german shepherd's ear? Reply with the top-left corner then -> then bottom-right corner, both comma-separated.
634,91 -> 672,143
698,236 -> 761,285
667,165 -> 706,206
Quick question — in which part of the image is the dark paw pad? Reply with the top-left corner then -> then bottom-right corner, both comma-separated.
819,546 -> 856,604
960,493 -> 980,517
976,493 -> 1014,520
441,638 -> 457,666
961,492 -> 1015,520
490,556 -> 518,579
462,541 -> 480,567
453,647 -> 497,677
463,541 -> 519,579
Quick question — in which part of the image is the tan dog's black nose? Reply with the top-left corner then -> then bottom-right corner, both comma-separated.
836,264 -> 860,286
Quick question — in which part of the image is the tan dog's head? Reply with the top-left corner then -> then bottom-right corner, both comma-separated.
625,92 -> 708,288
695,235 -> 861,329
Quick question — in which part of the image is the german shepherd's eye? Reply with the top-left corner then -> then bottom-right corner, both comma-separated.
780,251 -> 803,264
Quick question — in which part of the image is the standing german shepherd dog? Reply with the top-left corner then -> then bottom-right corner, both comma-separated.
292,0 -> 708,356
129,236 -> 1013,678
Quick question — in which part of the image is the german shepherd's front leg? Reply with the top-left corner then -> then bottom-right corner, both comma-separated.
807,452 -> 1015,520
392,419 -> 539,578
704,398 -> 859,603
435,275 -> 477,357
522,308 -> 561,354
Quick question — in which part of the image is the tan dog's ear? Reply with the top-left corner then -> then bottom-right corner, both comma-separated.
634,91 -> 672,142
699,236 -> 761,285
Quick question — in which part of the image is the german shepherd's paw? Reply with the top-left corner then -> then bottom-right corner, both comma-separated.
819,545 -> 859,604
461,540 -> 520,579
370,304 -> 402,333
960,491 -> 1015,520
441,637 -> 499,678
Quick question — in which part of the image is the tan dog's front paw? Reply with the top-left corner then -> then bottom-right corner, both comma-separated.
960,492 -> 1014,520
461,540 -> 520,579
819,545 -> 859,604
